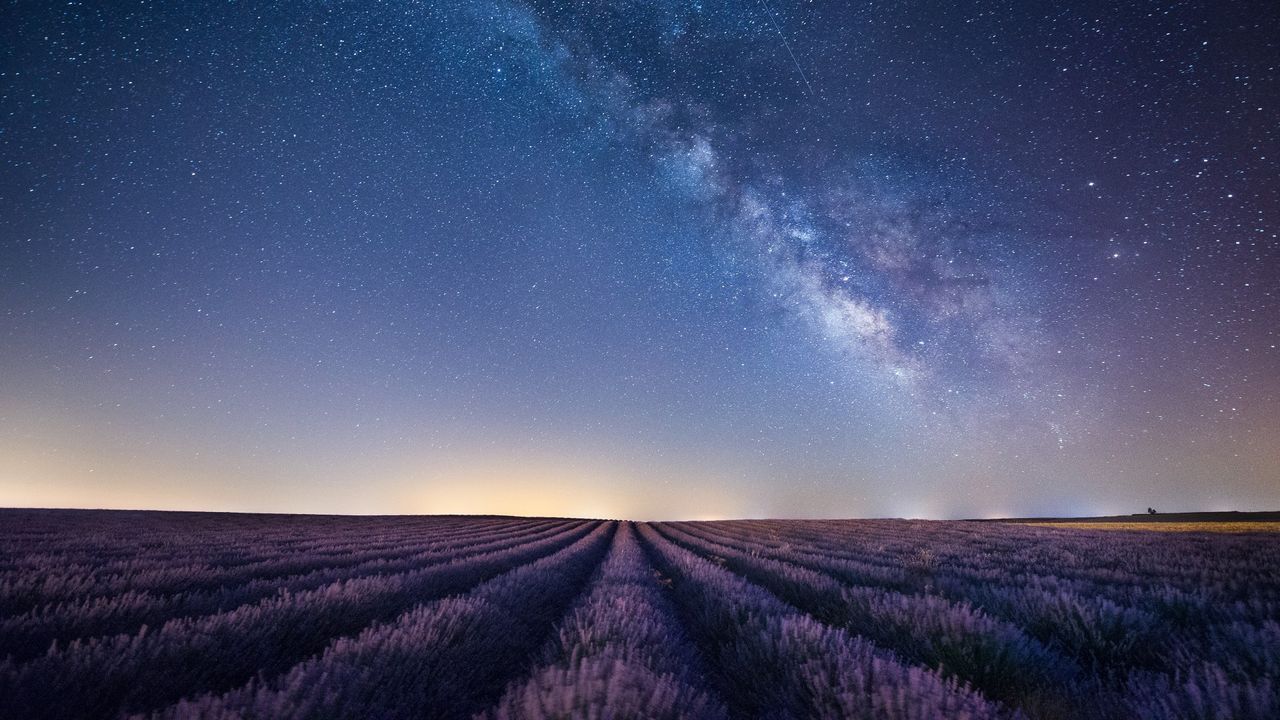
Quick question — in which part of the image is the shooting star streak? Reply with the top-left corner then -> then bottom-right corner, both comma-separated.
758,0 -> 815,98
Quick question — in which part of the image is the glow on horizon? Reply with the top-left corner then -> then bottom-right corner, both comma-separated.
0,430 -> 761,519
3,418 -> 1277,519
388,448 -> 757,521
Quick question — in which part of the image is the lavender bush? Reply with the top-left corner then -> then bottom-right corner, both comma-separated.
481,522 -> 729,720
0,509 -> 1275,719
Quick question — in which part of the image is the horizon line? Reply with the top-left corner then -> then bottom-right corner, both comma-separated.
4,505 -> 1279,523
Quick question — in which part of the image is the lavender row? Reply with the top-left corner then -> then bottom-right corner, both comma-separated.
0,515 -> 517,612
0,511 -> 491,574
480,522 -> 729,720
690,520 -> 1280,719
0,520 -> 597,720
716,519 -> 1280,608
0,514 -> 542,615
151,522 -> 617,719
654,522 -> 1076,714
0,518 -> 572,662
635,523 -> 1005,720
695,520 -> 1277,668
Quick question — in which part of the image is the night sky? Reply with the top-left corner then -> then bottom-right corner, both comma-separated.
2,0 -> 1277,519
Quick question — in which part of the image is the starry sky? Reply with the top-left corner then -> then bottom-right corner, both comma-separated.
2,0 -> 1277,519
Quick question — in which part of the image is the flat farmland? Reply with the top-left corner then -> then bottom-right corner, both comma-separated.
1,509 -> 1276,719
1023,521 -> 1280,532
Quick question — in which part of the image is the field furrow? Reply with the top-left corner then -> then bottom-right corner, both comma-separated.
636,523 -> 1005,720
2,510 -> 1276,720
478,522 -> 729,720
655,521 -> 1082,718
0,520 -> 597,720
0,516 -> 541,616
0,518 -> 571,661
152,522 -> 617,720
690,520 -> 1280,718
693,519 -> 1255,672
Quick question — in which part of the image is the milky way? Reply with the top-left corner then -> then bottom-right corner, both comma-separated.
1,0 -> 1277,517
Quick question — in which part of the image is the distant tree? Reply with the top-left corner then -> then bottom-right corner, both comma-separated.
1147,507 -> 1158,515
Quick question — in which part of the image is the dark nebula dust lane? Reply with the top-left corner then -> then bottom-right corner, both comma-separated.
1,0 -> 1277,517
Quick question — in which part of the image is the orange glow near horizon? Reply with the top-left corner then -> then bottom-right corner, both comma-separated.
3,403 -> 1278,520
0,429 -> 758,520
389,447 -> 755,520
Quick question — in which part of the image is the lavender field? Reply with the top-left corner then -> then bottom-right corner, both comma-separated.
0,510 -> 1276,719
